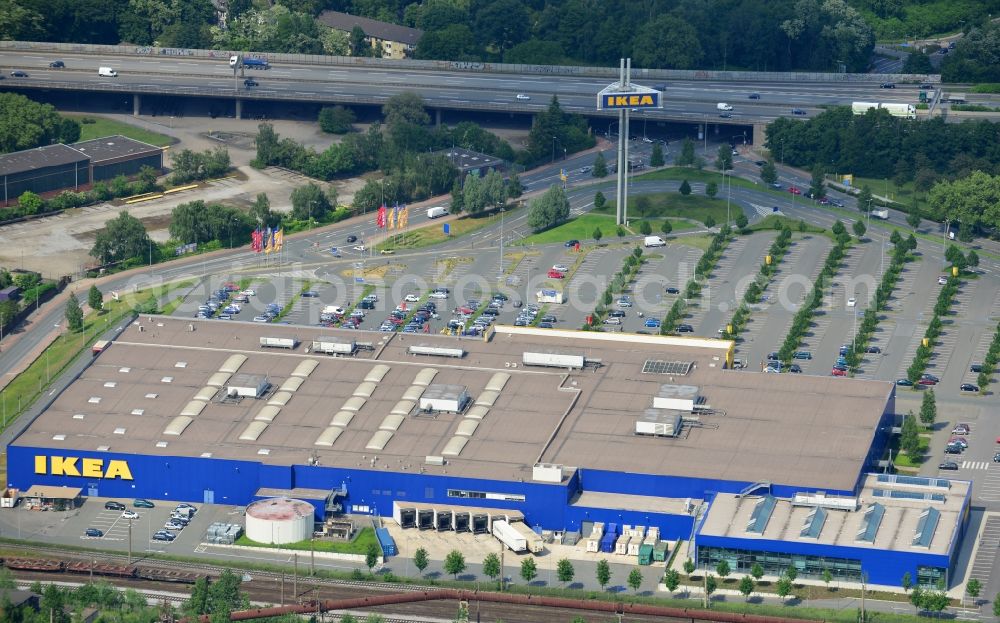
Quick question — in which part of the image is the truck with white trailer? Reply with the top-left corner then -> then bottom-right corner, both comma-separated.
510,521 -> 545,553
492,520 -> 527,553
851,102 -> 916,119
871,209 -> 889,220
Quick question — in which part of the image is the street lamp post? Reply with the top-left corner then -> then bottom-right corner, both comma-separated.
725,170 -> 732,225
551,137 -> 557,163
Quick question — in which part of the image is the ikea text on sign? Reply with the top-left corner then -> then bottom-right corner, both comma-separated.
602,93 -> 660,109
34,455 -> 134,480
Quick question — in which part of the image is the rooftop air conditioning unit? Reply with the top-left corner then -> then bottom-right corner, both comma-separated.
425,455 -> 445,466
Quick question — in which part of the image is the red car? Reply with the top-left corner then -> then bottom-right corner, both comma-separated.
788,186 -> 801,195
831,368 -> 847,376
547,269 -> 566,279
917,378 -> 938,386
818,197 -> 830,205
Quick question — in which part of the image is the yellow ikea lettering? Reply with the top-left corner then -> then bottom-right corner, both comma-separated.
606,94 -> 656,108
33,456 -> 134,480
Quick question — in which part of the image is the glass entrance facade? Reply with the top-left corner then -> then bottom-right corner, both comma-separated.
699,545 -> 863,582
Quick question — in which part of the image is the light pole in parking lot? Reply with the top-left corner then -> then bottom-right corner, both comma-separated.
127,518 -> 132,564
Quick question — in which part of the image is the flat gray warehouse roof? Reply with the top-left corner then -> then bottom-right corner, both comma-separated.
0,144 -> 87,177
72,135 -> 162,164
14,319 -> 892,491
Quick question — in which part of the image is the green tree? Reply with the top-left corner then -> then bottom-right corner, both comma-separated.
760,157 -> 778,185
776,577 -> 793,600
350,26 -> 368,56
993,593 -> 1000,617
628,568 -> 643,593
715,145 -> 733,171
444,550 -> 466,579
87,285 -> 103,313
413,548 -> 429,576
592,227 -> 603,243
683,558 -> 695,579
639,221 -> 652,235
679,180 -> 692,196
676,138 -> 696,166
919,389 -> 936,427
909,586 -> 924,613
520,557 -> 537,584
364,544 -> 380,576
809,164 -> 826,199
594,191 -> 606,210
903,50 -> 933,73
738,575 -> 754,600
90,210 -> 153,266
65,292 -> 84,333
660,220 -> 673,235
616,225 -> 626,239
250,193 -> 277,229
595,559 -> 611,591
705,215 -> 717,228
663,568 -> 680,594
858,185 -> 873,213
715,560 -> 730,580
785,565 -> 798,583
593,152 -> 608,177
556,558 -> 574,585
706,181 -> 718,199
750,563 -> 764,582
906,210 -> 922,230
900,411 -> 920,459
527,184 -> 570,232
735,213 -> 749,229
17,191 -> 43,215
704,575 -> 718,605
650,143 -> 664,167
967,578 -> 981,605
290,183 -> 332,222
0,92 -> 77,153
482,553 -> 501,586
853,220 -> 866,239
507,172 -> 524,199
318,105 -> 356,134
821,568 -> 833,589
901,571 -> 912,593
968,250 -> 980,269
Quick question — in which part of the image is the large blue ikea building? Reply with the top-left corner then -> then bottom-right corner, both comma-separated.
9,319 -> 968,587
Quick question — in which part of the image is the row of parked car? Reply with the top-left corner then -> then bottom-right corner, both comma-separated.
196,284 -> 252,321
939,422 -> 973,471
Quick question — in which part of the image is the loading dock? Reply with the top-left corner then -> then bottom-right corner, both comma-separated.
418,509 -> 434,530
399,507 -> 415,529
472,513 -> 488,534
454,511 -> 470,532
436,510 -> 453,531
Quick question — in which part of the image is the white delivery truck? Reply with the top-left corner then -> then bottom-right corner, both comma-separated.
716,103 -> 733,111
98,67 -> 118,77
492,520 -> 527,553
644,236 -> 666,247
510,521 -> 545,553
426,206 -> 448,219
536,289 -> 566,304
871,209 -> 889,220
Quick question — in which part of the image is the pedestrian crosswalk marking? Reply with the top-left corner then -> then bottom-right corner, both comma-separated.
962,461 -> 990,470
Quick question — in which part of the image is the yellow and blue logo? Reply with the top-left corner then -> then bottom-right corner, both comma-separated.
601,93 -> 660,110
34,455 -> 134,480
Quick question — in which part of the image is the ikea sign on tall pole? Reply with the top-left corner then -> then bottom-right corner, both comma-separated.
599,91 -> 660,110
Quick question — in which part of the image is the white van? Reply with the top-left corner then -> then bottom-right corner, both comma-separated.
716,103 -> 733,111
98,67 -> 118,77
644,236 -> 666,247
426,206 -> 447,219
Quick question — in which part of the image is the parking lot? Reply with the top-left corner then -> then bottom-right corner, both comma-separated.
693,233 -> 776,337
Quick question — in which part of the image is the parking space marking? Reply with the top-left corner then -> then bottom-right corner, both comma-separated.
968,515 -> 1000,583
961,461 -> 990,470
977,467 -> 1000,502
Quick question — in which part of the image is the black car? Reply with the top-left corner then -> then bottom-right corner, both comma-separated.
753,160 -> 766,167
960,383 -> 979,392
346,235 -> 358,243
244,78 -> 258,87
880,82 -> 895,88
665,287 -> 680,294
866,346 -> 881,354
944,444 -> 963,454
791,108 -> 806,115
767,352 -> 779,361
719,112 -> 732,118
564,239 -> 580,247
748,93 -> 760,99
85,528 -> 103,537
608,310 -> 626,318
10,70 -> 28,77
939,461 -> 959,470
49,60 -> 65,68
301,291 -> 319,297
538,322 -> 554,329
104,501 -> 126,511
677,324 -> 694,333
789,364 -> 802,373
919,83 -> 934,89
653,84 -> 667,91
971,364 -> 983,373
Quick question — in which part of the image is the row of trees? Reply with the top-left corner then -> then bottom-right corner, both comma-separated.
527,184 -> 570,232
450,170 -> 522,215
926,171 -> 1000,241
899,390 -> 937,459
766,108 -> 1000,191
169,147 -> 231,185
0,92 -> 80,154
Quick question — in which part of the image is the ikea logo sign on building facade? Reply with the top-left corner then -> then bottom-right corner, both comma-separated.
34,456 -> 134,480
601,93 -> 660,110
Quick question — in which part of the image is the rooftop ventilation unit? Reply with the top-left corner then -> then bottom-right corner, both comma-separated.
791,491 -> 859,510
260,336 -> 298,349
420,384 -> 470,413
642,360 -> 693,375
532,463 -> 564,483
312,339 -> 357,356
522,352 -> 584,369
634,409 -> 682,437
408,345 -> 465,358
227,373 -> 269,398
425,455 -> 446,466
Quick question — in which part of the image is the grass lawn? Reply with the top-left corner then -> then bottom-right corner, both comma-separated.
599,192 -> 729,225
748,215 -> 826,234
670,234 -> 715,252
890,435 -> 930,469
842,175 -> 920,204
633,167 -> 763,193
67,115 -> 174,147
377,208 -> 515,251
516,213 -> 620,246
236,527 -> 379,554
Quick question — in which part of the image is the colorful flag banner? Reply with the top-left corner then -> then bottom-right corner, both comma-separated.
377,205 -> 386,229
387,205 -> 396,230
274,228 -> 284,251
264,226 -> 272,254
251,228 -> 262,252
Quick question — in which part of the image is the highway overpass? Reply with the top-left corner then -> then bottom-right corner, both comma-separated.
0,40 -> 946,145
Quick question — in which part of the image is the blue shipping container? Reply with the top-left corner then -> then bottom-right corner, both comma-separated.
375,527 -> 397,557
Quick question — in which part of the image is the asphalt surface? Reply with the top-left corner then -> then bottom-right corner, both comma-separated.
0,50 -> 955,125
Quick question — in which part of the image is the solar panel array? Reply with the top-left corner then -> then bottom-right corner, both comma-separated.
856,503 -> 885,543
872,489 -> 947,503
747,495 -> 777,534
912,507 -> 940,548
642,360 -> 693,375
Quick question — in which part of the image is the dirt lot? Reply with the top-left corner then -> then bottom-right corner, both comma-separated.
0,114 -> 359,278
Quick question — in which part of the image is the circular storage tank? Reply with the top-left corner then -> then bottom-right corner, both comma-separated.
245,497 -> 313,544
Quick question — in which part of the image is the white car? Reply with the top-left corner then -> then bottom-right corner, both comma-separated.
847,298 -> 857,307
241,289 -> 255,296
353,245 -> 366,252
937,276 -> 948,285
404,294 -> 421,303
516,94 -> 530,101
122,510 -> 139,520
429,291 -> 449,299
552,264 -> 569,272
164,520 -> 185,531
